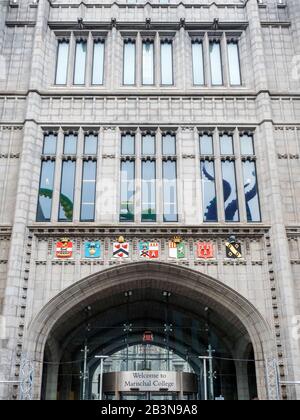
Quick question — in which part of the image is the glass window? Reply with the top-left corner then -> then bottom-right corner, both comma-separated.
243,161 -> 261,222
64,134 -> 77,155
142,134 -> 155,155
161,41 -> 173,85
192,41 -> 204,85
43,134 -> 57,155
37,160 -> 55,222
92,40 -> 105,85
240,134 -> 254,155
120,160 -> 135,222
84,134 -> 98,155
55,40 -> 69,85
142,40 -> 154,85
200,134 -> 213,155
121,134 -> 135,155
59,160 -> 76,222
220,134 -> 234,155
81,160 -> 97,221
163,160 -> 178,222
201,161 -> 218,222
222,160 -> 239,222
227,42 -> 241,86
74,40 -> 87,85
209,41 -> 223,86
162,134 -> 176,155
142,160 -> 156,222
123,40 -> 136,85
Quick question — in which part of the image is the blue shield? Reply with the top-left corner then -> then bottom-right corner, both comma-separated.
85,241 -> 101,258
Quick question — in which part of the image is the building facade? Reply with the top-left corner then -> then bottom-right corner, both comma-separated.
0,0 -> 300,400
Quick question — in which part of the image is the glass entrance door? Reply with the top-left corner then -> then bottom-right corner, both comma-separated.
121,392 -> 178,401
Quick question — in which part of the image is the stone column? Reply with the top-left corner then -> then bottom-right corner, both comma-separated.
235,361 -> 250,401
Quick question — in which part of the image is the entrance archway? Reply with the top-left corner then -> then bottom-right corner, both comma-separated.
26,262 -> 274,400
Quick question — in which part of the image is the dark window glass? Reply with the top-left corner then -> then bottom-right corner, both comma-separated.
142,160 -> 156,222
227,42 -> 241,86
200,160 -> 218,222
84,134 -> 98,155
59,160 -> 76,222
123,40 -> 136,85
220,134 -> 234,155
163,160 -> 178,222
240,134 -> 255,155
161,41 -> 173,85
80,160 -> 97,221
142,134 -> 155,156
37,160 -> 55,222
200,134 -> 214,155
43,134 -> 57,155
64,134 -> 77,155
92,40 -> 105,85
142,41 -> 154,85
222,160 -> 239,222
243,161 -> 261,222
192,41 -> 204,85
209,41 -> 223,86
55,40 -> 69,85
121,134 -> 135,155
74,40 -> 87,85
162,134 -> 176,156
120,160 -> 135,222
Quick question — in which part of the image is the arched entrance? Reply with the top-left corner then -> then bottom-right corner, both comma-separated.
26,262 -> 274,400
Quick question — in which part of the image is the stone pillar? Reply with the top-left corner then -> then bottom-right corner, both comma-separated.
45,364 -> 59,401
235,362 -> 250,401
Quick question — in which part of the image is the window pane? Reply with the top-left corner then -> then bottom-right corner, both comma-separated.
37,161 -> 55,222
64,134 -> 77,155
43,134 -> 57,155
210,41 -> 223,85
220,134 -> 234,155
120,161 -> 135,222
243,161 -> 261,222
161,41 -> 173,85
163,160 -> 178,222
55,40 -> 69,85
121,134 -> 135,155
228,42 -> 241,86
142,161 -> 156,222
59,160 -> 76,222
142,41 -> 154,85
192,41 -> 204,85
123,41 -> 136,85
240,134 -> 254,155
92,41 -> 104,85
200,134 -> 213,155
201,161 -> 218,222
142,134 -> 155,155
81,161 -> 97,221
84,134 -> 98,155
162,134 -> 176,155
222,160 -> 239,222
74,40 -> 87,85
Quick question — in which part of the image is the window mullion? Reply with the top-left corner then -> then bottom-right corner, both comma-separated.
85,33 -> 93,88
214,129 -> 225,223
135,129 -> 142,222
67,32 -> 75,87
156,129 -> 163,223
51,129 -> 64,222
234,128 -> 247,223
73,129 -> 84,222
221,33 -> 229,87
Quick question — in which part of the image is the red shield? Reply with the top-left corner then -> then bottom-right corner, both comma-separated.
197,242 -> 214,259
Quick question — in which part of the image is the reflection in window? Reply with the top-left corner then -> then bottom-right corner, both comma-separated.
192,41 -> 204,85
162,134 -> 176,155
220,134 -> 234,155
74,40 -> 87,85
120,161 -> 135,222
142,40 -> 154,85
123,40 -> 136,85
92,40 -> 105,85
209,41 -> 223,86
163,160 -> 178,222
240,134 -> 254,155
64,134 -> 77,155
161,41 -> 173,85
201,160 -> 218,222
59,160 -> 76,222
55,40 -> 69,85
243,161 -> 261,222
227,42 -> 241,86
121,134 -> 135,155
142,160 -> 156,222
142,134 -> 155,155
43,133 -> 57,155
200,134 -> 213,155
81,160 -> 97,221
222,160 -> 239,222
84,134 -> 98,155
37,160 -> 55,222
